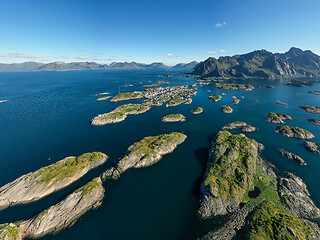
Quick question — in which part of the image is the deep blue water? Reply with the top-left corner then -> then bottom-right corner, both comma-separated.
0,69 -> 319,239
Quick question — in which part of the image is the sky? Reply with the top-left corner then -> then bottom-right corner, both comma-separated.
0,0 -> 320,65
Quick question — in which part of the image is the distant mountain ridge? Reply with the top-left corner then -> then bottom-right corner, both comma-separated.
0,60 -> 195,71
189,47 -> 320,79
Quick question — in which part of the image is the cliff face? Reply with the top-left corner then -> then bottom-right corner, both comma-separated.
0,152 -> 107,210
199,131 -> 320,240
190,47 -> 320,79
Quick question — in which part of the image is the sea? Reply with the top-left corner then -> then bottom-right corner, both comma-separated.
0,69 -> 319,239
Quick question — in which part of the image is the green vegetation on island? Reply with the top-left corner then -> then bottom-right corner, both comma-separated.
275,126 -> 315,139
208,94 -> 222,102
191,107 -> 203,114
216,83 -> 254,90
0,223 -> 19,240
266,112 -> 292,124
299,105 -> 320,114
241,201 -> 314,240
110,91 -> 144,102
102,132 -> 187,180
162,114 -> 186,122
91,103 -> 151,125
221,105 -> 233,113
0,152 -> 107,210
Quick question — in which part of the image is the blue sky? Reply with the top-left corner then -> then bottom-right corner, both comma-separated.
0,0 -> 319,65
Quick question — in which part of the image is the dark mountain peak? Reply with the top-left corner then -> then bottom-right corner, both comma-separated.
190,47 -> 320,79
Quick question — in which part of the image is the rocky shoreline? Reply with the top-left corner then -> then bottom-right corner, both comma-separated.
191,107 -> 203,114
221,105 -> 233,113
304,141 -> 320,154
279,148 -> 307,165
0,177 -> 105,240
222,121 -> 256,132
0,152 -> 107,210
266,112 -> 292,123
300,105 -> 320,114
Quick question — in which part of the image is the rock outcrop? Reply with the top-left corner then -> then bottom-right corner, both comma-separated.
90,103 -> 151,126
304,141 -> 320,154
208,94 -> 222,102
162,114 -> 186,122
221,106 -> 233,113
0,177 -> 105,240
300,105 -> 320,114
191,107 -> 203,114
222,122 -> 256,132
0,152 -> 107,210
101,132 -> 187,180
279,148 -> 307,165
266,112 -> 292,123
198,131 -> 320,240
308,118 -> 320,125
309,91 -> 320,95
275,126 -> 315,139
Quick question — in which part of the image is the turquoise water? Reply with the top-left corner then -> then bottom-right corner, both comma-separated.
0,69 -> 319,239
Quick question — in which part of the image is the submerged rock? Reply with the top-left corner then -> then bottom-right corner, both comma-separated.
304,141 -> 320,154
266,112 -> 292,123
162,114 -> 186,122
0,152 -> 107,211
279,148 -> 307,166
275,126 -> 315,139
101,132 -> 187,180
1,177 -> 105,240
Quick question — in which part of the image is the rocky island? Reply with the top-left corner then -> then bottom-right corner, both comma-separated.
110,91 -> 144,102
91,103 -> 151,126
308,118 -> 320,125
198,131 -> 320,239
276,100 -> 287,106
286,80 -> 316,87
232,98 -> 240,104
216,83 -> 254,91
96,96 -> 111,101
209,94 -> 222,102
0,177 -> 105,240
309,91 -> 320,95
300,105 -> 320,114
191,107 -> 203,114
304,141 -> 320,154
279,148 -> 307,166
221,105 -> 233,113
162,114 -> 186,122
266,112 -> 292,123
0,100 -> 8,103
275,126 -> 315,139
0,152 -> 107,211
222,121 -> 256,132
101,132 -> 187,180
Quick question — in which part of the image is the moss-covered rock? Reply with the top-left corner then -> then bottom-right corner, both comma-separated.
101,132 -> 187,180
221,105 -> 233,113
198,131 -> 259,218
0,223 -> 20,240
209,94 -> 222,102
162,114 -> 186,122
110,91 -> 144,102
0,152 -> 107,210
241,201 -> 316,240
275,126 -> 315,139
299,105 -> 320,114
266,112 -> 292,124
191,107 -> 203,114
216,83 -> 254,91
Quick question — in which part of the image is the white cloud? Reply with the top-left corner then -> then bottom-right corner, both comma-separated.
208,49 -> 226,55
93,52 -> 103,56
0,52 -> 40,59
75,56 -> 89,60
93,57 -> 102,60
215,21 -> 226,28
166,53 -> 182,57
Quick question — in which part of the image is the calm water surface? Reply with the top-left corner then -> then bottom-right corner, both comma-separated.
0,69 -> 319,239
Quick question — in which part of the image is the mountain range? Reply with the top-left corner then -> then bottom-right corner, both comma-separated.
189,47 -> 320,79
0,61 -> 198,71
